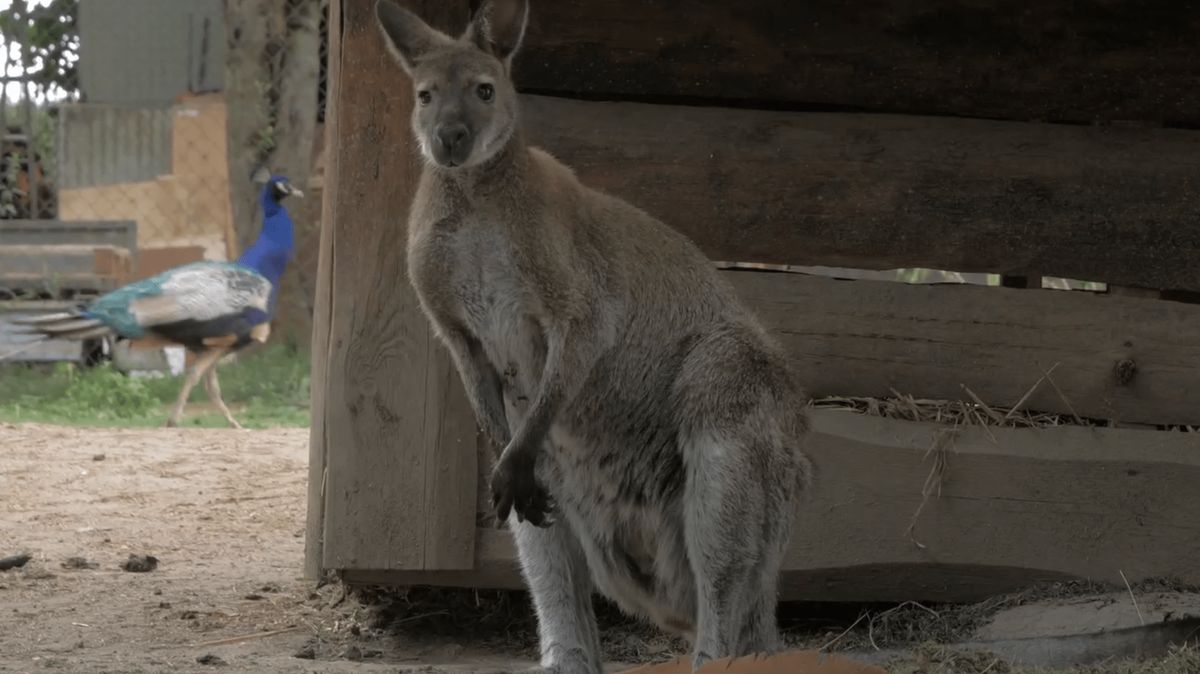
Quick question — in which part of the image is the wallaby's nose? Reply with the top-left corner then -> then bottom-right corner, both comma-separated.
436,124 -> 469,153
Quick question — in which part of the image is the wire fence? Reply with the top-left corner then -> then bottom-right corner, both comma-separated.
0,0 -> 327,335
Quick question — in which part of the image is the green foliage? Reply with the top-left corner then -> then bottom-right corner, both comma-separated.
1,0 -> 79,98
0,343 -> 310,428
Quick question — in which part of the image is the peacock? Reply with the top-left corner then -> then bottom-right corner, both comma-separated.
14,168 -> 302,429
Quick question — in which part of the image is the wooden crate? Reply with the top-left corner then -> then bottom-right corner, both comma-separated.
306,0 -> 1200,601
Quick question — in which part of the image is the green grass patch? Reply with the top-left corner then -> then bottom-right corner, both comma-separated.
0,343 -> 310,428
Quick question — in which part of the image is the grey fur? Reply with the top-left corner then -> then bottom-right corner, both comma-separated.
375,1 -> 812,671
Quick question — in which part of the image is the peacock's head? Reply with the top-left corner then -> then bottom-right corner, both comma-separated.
252,166 -> 304,203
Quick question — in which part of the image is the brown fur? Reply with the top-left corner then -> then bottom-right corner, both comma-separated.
375,2 -> 811,672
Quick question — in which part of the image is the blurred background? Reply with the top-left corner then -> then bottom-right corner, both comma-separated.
0,0 -> 1102,429
0,0 -> 326,427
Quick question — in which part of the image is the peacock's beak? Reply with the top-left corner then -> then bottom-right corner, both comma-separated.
284,183 -> 304,198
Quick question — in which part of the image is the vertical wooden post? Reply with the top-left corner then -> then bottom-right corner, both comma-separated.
305,0 -> 478,577
304,0 -> 343,580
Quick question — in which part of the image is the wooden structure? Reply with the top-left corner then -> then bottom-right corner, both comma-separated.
307,0 -> 1200,602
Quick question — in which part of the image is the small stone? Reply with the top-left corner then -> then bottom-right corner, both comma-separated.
243,593 -> 264,601
120,555 -> 158,573
0,553 -> 31,571
343,645 -> 362,662
158,602 -> 171,609
92,454 -> 106,461
61,557 -> 98,570
153,589 -> 163,596
349,624 -> 361,636
294,642 -> 316,660
195,654 -> 226,666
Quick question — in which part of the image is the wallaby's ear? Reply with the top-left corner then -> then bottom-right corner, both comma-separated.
465,0 -> 529,69
376,0 -> 451,73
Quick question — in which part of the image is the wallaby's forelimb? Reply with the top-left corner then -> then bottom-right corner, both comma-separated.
442,327 -> 511,448
492,318 -> 597,525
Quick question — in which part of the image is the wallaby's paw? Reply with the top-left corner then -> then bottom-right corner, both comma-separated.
525,666 -> 596,674
523,652 -> 599,674
491,454 -> 556,528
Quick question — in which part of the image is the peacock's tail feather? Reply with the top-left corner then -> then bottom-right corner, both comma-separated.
11,312 -> 112,341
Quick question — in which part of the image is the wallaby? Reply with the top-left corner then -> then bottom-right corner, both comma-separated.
375,1 -> 811,671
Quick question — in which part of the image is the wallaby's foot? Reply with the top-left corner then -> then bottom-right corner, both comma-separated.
524,665 -> 596,674
525,649 -> 599,674
491,452 -> 555,527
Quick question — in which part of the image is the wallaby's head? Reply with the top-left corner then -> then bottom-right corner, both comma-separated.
376,0 -> 529,169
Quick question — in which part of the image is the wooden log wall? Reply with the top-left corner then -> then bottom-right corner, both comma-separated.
343,409 -> 1200,603
308,0 -> 1200,599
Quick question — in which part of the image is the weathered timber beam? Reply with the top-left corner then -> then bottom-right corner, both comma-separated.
523,95 -> 1200,291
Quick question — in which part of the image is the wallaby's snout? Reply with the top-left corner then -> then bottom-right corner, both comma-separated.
376,0 -> 529,170
434,122 -> 473,167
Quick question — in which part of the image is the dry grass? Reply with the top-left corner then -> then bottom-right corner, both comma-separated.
790,579 -> 1199,655
811,387 -> 1198,433
332,581 -> 1200,671
811,390 -> 1101,430
344,585 -> 688,664
887,642 -> 1200,674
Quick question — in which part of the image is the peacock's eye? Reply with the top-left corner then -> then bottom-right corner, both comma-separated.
476,83 -> 494,102
417,90 -> 432,106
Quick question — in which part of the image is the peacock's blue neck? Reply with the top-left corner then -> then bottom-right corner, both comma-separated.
236,195 -> 294,292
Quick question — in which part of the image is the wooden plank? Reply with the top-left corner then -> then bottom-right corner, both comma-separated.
421,344 -> 484,569
318,0 -> 478,572
512,0 -> 1200,126
305,0 -> 343,581
341,527 -> 523,591
782,410 -> 1200,602
729,270 -> 1200,426
520,95 -> 1200,291
342,410 -> 1200,603
0,220 -> 137,266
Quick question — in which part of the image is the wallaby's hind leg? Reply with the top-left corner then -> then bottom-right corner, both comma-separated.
513,513 -> 602,674
684,430 -> 799,670
734,570 -> 784,655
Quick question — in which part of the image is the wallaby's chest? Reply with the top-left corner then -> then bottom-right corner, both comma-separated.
415,214 -> 543,385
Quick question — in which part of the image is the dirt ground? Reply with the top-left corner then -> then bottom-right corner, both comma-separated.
3,423 -> 1194,674
0,423 -> 557,674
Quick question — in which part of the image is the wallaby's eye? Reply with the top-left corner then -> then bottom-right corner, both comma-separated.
417,90 -> 432,106
476,83 -> 495,102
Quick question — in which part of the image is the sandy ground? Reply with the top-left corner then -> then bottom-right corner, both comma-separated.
0,424 -> 548,674
5,424 -> 1192,674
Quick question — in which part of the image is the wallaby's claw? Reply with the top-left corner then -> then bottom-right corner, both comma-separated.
491,455 -> 555,528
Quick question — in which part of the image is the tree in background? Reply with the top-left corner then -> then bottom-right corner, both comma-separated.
0,0 -> 79,101
223,0 -> 322,254
0,0 -> 78,218
223,0 -> 323,338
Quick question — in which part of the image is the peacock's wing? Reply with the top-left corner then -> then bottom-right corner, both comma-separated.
86,262 -> 273,339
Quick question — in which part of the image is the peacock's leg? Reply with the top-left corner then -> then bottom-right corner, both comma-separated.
166,348 -> 226,427
204,366 -> 243,430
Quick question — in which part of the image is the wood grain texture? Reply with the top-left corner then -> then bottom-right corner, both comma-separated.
343,410 -> 1200,603
304,0 -> 343,580
728,270 -> 1200,426
513,0 -> 1200,126
782,410 -> 1200,602
317,0 -> 478,572
521,95 -> 1200,290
